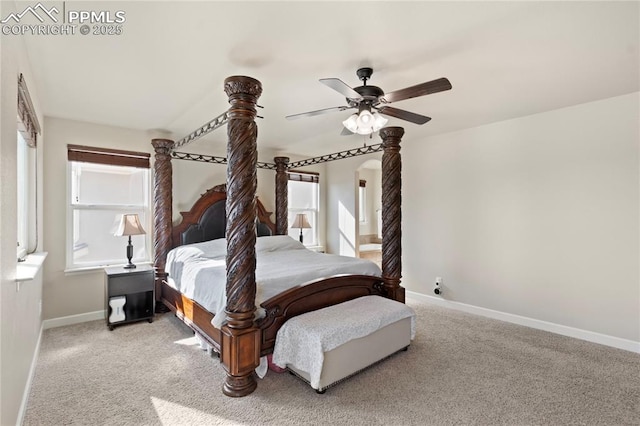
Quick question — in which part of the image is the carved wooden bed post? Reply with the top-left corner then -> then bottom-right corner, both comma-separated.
274,156 -> 290,235
221,76 -> 262,397
151,138 -> 175,302
380,127 -> 405,303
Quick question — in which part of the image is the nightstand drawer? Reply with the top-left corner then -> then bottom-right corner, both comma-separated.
108,272 -> 153,295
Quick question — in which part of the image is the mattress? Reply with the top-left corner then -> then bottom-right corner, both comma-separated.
164,235 -> 381,328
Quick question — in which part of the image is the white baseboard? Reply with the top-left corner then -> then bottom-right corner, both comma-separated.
406,291 -> 640,354
43,310 -> 105,330
17,323 -> 43,426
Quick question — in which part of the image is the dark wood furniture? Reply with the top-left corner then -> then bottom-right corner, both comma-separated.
151,75 -> 405,397
104,265 -> 154,330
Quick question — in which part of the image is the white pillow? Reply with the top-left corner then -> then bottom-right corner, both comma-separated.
179,237 -> 228,259
256,235 -> 305,252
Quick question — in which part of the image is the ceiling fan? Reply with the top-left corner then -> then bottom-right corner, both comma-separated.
285,67 -> 452,135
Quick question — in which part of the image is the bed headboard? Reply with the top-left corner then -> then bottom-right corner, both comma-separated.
171,184 -> 276,248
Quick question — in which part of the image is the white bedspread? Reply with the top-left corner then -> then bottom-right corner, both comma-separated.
271,295 -> 416,389
165,236 -> 381,328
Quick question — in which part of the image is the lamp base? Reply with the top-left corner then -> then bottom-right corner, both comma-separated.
124,238 -> 136,269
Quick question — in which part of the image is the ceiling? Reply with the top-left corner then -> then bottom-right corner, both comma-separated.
20,1 -> 639,158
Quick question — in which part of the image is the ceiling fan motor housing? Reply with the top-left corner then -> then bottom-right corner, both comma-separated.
345,68 -> 383,107
348,85 -> 384,107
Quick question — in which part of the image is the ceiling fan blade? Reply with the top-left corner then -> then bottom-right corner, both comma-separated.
319,78 -> 363,100
381,77 -> 452,104
285,106 -> 351,120
377,106 -> 432,125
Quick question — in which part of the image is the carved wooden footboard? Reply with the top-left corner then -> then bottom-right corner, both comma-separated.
257,275 -> 385,355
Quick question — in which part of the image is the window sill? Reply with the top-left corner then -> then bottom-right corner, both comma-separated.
16,252 -> 48,282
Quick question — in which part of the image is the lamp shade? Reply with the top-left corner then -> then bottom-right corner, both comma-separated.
372,112 -> 388,131
291,213 -> 311,229
356,109 -> 373,127
342,114 -> 359,133
114,214 -> 146,237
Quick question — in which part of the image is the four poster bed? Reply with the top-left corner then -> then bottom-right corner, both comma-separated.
152,76 -> 405,397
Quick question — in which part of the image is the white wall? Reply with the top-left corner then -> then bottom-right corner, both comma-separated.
403,93 -> 639,342
0,1 -> 46,423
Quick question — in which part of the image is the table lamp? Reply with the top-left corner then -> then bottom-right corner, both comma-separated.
291,213 -> 311,244
114,214 -> 146,269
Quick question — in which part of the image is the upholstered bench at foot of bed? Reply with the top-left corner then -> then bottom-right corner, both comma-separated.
271,295 -> 416,393
288,317 -> 412,393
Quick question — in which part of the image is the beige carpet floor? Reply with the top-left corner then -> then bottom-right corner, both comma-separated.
24,299 -> 639,425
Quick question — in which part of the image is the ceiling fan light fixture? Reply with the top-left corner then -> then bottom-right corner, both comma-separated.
372,112 -> 388,132
342,114 -> 359,133
357,109 -> 374,127
343,109 -> 387,135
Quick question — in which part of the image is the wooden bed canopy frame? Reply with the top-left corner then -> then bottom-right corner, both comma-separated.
151,75 -> 405,397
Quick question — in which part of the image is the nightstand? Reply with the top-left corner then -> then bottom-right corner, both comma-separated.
104,264 -> 154,330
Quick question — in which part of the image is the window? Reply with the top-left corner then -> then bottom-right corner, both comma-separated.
359,179 -> 367,223
287,171 -> 319,247
17,74 -> 39,260
67,145 -> 151,270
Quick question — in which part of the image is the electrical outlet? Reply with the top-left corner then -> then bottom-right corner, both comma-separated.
434,277 -> 443,296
